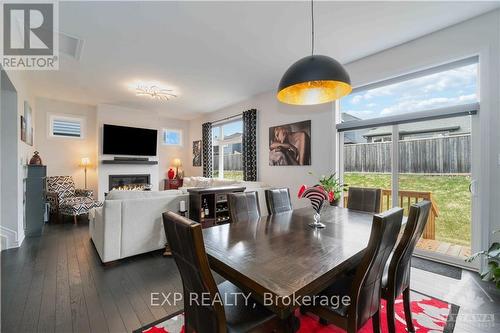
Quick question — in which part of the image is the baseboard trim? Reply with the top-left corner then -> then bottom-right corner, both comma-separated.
12,233 -> 25,248
0,227 -> 24,250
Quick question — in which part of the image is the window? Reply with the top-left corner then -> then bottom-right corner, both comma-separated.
49,114 -> 84,138
163,129 -> 182,145
212,119 -> 243,180
338,58 -> 478,266
340,61 -> 478,122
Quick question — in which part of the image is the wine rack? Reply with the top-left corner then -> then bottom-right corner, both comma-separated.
187,186 -> 246,228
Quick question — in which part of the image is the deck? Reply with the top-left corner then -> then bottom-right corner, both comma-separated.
416,238 -> 471,259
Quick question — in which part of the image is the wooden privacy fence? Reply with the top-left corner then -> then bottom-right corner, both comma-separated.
213,153 -> 243,171
344,135 -> 471,174
344,189 -> 439,239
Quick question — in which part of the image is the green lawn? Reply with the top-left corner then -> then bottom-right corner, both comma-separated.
212,170 -> 244,181
344,173 -> 471,246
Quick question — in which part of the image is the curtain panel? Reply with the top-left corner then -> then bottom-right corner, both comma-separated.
202,122 -> 213,177
242,109 -> 257,181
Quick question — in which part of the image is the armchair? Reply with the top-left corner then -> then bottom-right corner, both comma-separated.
46,176 -> 103,224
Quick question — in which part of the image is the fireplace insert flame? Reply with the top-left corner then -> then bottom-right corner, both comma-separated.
109,174 -> 151,191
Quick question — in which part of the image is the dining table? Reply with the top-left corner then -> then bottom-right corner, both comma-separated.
202,205 -> 378,332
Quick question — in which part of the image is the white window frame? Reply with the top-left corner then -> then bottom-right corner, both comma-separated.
212,118 -> 243,179
162,128 -> 183,146
48,113 -> 85,139
337,57 -> 481,269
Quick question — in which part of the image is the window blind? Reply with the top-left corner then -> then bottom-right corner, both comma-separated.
52,118 -> 81,137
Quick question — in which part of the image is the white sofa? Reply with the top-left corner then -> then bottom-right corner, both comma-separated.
90,190 -> 188,263
180,176 -> 271,215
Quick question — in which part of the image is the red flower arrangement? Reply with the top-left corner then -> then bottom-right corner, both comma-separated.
305,171 -> 347,205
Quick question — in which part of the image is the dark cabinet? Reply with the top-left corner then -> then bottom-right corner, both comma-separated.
164,178 -> 183,190
188,186 -> 245,228
25,165 -> 46,237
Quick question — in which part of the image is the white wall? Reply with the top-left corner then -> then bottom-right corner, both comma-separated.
186,91 -> 336,208
1,71 -> 20,250
96,104 -> 189,200
35,98 -> 98,195
186,10 -> 500,250
343,10 -> 500,251
1,70 -> 37,249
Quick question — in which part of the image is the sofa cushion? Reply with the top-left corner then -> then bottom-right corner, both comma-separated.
182,176 -> 211,187
182,176 -> 268,189
106,190 -> 182,200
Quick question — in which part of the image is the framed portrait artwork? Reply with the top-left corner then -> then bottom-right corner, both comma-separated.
269,120 -> 311,166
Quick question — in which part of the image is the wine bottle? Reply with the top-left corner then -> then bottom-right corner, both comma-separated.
203,198 -> 209,216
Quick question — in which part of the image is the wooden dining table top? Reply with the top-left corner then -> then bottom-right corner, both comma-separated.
202,206 -> 376,318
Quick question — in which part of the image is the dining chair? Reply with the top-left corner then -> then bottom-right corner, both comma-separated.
162,211 -> 280,333
304,207 -> 404,333
227,192 -> 261,223
346,187 -> 382,213
265,188 -> 293,214
382,200 -> 431,333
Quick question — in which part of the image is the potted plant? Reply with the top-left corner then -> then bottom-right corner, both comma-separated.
466,230 -> 500,289
308,171 -> 347,206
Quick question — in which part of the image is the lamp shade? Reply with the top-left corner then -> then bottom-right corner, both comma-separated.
172,158 -> 182,167
80,157 -> 90,167
277,55 -> 352,105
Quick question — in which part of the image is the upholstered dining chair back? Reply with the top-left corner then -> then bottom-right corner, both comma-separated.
162,212 -> 226,333
265,188 -> 293,215
349,207 -> 403,328
227,192 -> 261,223
346,187 -> 382,213
386,201 -> 431,297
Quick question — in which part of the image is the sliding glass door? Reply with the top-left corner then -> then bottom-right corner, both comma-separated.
342,127 -> 393,209
338,58 -> 479,268
398,116 -> 473,265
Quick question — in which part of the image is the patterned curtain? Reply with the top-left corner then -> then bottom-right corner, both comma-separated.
202,122 -> 213,177
242,109 -> 257,181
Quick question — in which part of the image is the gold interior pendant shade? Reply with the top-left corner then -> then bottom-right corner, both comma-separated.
277,0 -> 352,105
277,80 -> 352,106
277,55 -> 352,106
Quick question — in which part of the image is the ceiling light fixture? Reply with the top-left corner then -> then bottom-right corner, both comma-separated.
135,84 -> 177,101
277,0 -> 352,105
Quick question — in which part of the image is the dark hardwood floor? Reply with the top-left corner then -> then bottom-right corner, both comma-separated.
1,221 -> 184,333
2,220 -> 499,333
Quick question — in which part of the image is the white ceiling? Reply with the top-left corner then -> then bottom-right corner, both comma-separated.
24,1 -> 500,120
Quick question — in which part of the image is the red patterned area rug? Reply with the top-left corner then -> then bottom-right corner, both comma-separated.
135,291 -> 458,333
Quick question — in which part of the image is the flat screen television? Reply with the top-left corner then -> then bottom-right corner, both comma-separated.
103,124 -> 158,156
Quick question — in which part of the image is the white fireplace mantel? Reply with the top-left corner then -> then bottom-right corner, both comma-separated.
97,160 -> 159,201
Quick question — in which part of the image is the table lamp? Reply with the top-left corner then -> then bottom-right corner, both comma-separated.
80,157 -> 90,189
173,158 -> 182,179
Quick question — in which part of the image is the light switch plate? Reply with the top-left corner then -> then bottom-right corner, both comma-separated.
498,154 -> 500,166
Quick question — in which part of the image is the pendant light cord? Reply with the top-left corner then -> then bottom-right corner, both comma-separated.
311,0 -> 315,56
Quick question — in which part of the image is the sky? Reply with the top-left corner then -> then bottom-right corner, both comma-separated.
340,63 -> 478,121
212,120 -> 243,141
164,130 -> 181,144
